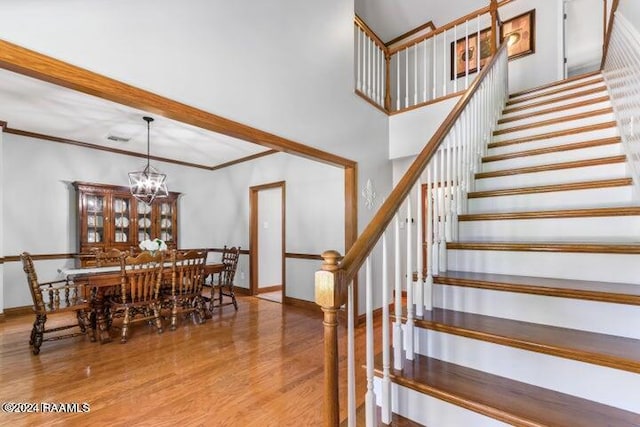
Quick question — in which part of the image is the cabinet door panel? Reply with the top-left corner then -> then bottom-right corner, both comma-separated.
84,193 -> 106,246
112,195 -> 133,245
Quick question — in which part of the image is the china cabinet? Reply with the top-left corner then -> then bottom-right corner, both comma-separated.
73,182 -> 179,265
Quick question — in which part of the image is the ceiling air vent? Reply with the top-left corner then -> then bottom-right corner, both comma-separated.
107,135 -> 131,143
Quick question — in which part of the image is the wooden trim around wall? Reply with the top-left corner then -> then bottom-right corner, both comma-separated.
344,165 -> 359,325
283,296 -> 322,315
0,39 -> 356,170
257,285 -> 282,294
0,120 -> 6,131
285,253 -> 323,261
209,149 -> 279,171
2,305 -> 33,319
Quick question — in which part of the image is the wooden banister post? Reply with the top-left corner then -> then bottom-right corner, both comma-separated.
490,0 -> 498,55
315,249 -> 345,427
384,54 -> 392,112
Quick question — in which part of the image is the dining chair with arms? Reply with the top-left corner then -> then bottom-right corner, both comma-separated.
93,248 -> 128,267
21,252 -> 94,354
166,249 -> 208,330
109,251 -> 165,343
207,246 -> 241,312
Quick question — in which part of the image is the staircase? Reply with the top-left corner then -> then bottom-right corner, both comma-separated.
376,72 -> 640,426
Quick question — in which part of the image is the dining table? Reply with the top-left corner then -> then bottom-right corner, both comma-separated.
60,263 -> 224,343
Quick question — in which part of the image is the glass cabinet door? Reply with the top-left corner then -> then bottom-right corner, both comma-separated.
85,194 -> 105,245
158,201 -> 175,244
112,196 -> 132,245
136,201 -> 153,243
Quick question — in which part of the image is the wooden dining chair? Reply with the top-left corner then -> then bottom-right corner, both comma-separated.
166,249 -> 208,330
93,248 -> 128,267
21,252 -> 94,354
108,251 -> 165,343
208,246 -> 241,312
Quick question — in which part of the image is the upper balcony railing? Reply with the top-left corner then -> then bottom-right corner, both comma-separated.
354,0 -> 507,114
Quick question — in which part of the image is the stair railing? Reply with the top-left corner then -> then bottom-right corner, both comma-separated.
602,7 -> 640,195
354,0 -> 509,114
316,42 -> 509,426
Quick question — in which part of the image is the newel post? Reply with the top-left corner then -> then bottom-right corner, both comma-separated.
315,249 -> 345,427
490,0 -> 498,55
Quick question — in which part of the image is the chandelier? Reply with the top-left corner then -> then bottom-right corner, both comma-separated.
128,116 -> 168,205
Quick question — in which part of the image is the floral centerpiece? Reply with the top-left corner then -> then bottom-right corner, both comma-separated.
139,238 -> 167,255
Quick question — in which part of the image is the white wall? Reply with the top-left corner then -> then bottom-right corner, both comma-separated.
389,96 -> 460,159
499,0 -> 565,93
618,0 -> 640,33
565,0 -> 606,75
0,0 -> 392,312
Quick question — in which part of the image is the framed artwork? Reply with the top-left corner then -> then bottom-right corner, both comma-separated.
450,28 -> 493,80
500,9 -> 535,60
450,9 -> 536,80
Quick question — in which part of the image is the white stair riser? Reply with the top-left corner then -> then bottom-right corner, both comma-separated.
488,127 -> 619,156
429,284 -> 640,339
411,329 -> 640,413
502,90 -> 609,118
446,249 -> 640,283
475,162 -> 628,191
458,215 -> 640,242
496,100 -> 612,130
373,379 -> 510,427
507,82 -> 606,108
483,143 -> 622,172
493,115 -> 615,143
468,185 -> 634,212
509,75 -> 602,101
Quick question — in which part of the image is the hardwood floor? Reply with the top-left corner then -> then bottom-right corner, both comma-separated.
0,297 -> 375,426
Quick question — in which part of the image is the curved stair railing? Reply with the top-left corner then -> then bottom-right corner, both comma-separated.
315,41 -> 509,426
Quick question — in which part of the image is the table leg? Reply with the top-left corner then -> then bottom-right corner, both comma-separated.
93,289 -> 112,344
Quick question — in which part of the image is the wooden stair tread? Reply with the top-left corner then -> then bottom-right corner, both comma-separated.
459,206 -> 640,221
508,71 -> 601,98
506,77 -> 605,106
467,178 -> 632,198
475,155 -> 625,178
484,136 -> 621,162
447,241 -> 640,254
493,107 -> 613,136
487,121 -> 617,149
374,354 -> 640,427
499,95 -> 610,125
434,270 -> 640,305
502,86 -> 607,115
406,308 -> 640,373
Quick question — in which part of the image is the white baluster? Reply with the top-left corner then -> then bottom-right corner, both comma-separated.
442,30 -> 447,96
396,53 -> 400,111
347,280 -> 355,426
381,231 -> 392,424
432,35 -> 437,99
425,164 -> 434,309
465,19 -> 470,89
393,214 -> 403,370
445,136 -> 453,243
405,48 -> 409,108
477,14 -> 481,80
415,179 -> 424,318
368,37 -> 373,99
405,198 -> 415,360
414,44 -> 418,106
365,257 -> 376,427
439,145 -> 447,272
423,40 -> 428,102
356,27 -> 362,92
431,153 -> 440,275
453,24 -> 458,92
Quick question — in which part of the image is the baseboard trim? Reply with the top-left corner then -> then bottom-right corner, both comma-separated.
3,305 -> 33,319
257,285 -> 282,294
283,296 -> 322,314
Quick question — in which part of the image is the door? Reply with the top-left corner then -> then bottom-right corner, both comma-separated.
250,182 -> 285,298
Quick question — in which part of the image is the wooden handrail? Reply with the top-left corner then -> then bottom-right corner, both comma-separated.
388,0 -> 515,55
601,0 -> 620,69
354,14 -> 388,53
339,42 -> 509,285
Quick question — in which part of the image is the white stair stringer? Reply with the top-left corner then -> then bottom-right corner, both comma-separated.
447,248 -> 640,284
412,328 -> 640,413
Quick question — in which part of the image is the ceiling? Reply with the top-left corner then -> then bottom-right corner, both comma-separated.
355,0 -> 490,42
0,67 -> 272,170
